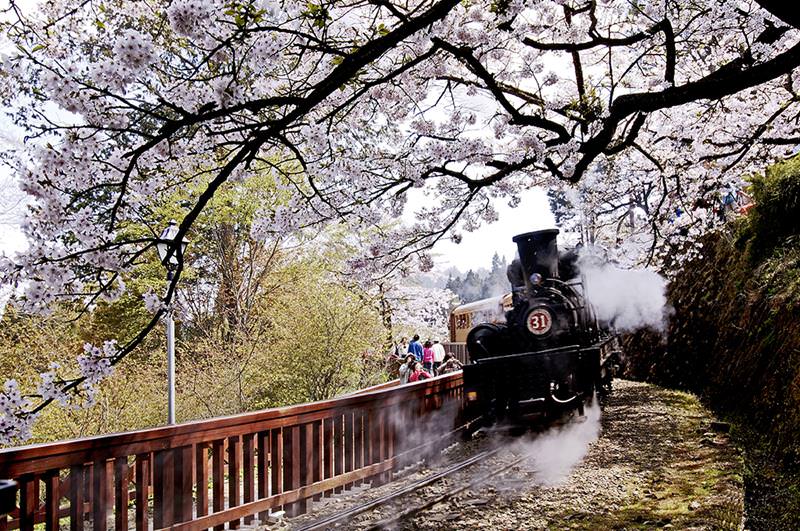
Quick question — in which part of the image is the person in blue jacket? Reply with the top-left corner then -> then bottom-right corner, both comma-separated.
407,334 -> 423,361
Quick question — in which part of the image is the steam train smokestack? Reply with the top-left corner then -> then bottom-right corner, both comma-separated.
512,229 -> 560,288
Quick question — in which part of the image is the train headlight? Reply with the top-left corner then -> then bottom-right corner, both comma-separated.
529,273 -> 543,285
467,391 -> 478,402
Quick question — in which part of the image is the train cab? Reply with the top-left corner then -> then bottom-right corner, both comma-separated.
449,293 -> 513,343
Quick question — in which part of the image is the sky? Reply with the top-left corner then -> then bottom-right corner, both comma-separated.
0,80 -> 28,260
0,144 -> 27,259
421,187 -> 556,271
0,2 -> 29,259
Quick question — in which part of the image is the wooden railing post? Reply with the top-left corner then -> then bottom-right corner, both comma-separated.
376,408 -> 387,485
44,470 -> 59,531
366,409 -> 379,486
69,465 -> 85,531
322,418 -> 334,497
343,412 -> 354,491
282,426 -> 300,517
385,407 -> 395,483
211,440 -> 225,531
353,412 -> 364,487
333,415 -> 344,494
134,454 -> 149,531
242,434 -> 255,525
152,450 -> 174,528
256,431 -> 269,522
269,428 -> 282,513
312,420 -> 321,502
299,423 -> 313,514
113,457 -> 128,531
195,443 -> 209,519
174,446 -> 193,525
18,474 -> 36,531
227,435 -> 241,529
93,459 -> 111,531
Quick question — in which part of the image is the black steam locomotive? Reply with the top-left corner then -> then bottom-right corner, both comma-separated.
462,229 -> 619,423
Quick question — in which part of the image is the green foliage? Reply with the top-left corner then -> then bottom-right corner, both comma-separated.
375,23 -> 390,37
566,87 -> 604,122
302,2 -> 330,29
256,265 -> 386,405
547,188 -> 575,226
0,169 -> 389,445
489,0 -> 510,15
0,307 -> 165,442
744,154 -> 800,260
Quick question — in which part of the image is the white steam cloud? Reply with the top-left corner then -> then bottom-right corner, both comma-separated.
579,255 -> 671,333
514,399 -> 602,485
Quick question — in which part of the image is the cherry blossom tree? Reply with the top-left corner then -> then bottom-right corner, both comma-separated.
384,284 -> 458,341
2,0 -> 800,442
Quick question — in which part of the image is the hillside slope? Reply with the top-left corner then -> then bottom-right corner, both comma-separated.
624,156 -> 800,528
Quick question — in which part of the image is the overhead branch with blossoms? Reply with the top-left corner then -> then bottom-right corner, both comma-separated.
1,0 -> 800,441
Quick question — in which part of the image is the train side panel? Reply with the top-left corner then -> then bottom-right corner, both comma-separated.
450,293 -> 512,344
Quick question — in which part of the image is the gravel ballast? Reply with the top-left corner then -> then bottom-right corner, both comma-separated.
408,379 -> 744,530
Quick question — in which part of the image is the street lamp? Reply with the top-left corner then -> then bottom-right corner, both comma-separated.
156,220 -> 189,425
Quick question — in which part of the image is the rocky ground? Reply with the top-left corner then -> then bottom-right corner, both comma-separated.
268,379 -> 744,530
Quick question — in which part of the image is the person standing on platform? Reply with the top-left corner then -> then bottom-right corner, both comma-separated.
395,337 -> 409,358
407,334 -> 423,361
422,340 -> 435,373
398,354 -> 416,384
438,352 -> 463,375
432,339 -> 446,373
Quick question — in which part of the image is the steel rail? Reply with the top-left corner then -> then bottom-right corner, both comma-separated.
365,452 -> 530,531
296,447 -> 502,531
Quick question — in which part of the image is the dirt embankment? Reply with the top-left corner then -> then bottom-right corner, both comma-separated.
623,156 -> 800,528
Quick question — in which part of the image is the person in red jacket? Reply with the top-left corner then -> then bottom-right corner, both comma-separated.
408,362 -> 432,382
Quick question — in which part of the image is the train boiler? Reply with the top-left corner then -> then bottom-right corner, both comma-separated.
461,229 -> 619,423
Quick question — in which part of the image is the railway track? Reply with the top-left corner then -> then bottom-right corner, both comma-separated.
294,441 -> 531,531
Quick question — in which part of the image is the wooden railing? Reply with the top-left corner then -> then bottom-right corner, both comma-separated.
0,373 -> 466,530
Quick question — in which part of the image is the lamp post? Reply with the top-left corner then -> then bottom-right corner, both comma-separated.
156,220 -> 188,425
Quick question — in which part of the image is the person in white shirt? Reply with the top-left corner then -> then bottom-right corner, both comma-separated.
431,340 -> 446,373
398,354 -> 416,384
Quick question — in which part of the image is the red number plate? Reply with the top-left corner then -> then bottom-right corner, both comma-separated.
526,308 -> 552,335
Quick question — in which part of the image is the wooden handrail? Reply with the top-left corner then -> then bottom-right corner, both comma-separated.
0,372 -> 467,530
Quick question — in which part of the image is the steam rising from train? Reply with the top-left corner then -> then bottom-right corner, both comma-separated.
578,253 -> 670,334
